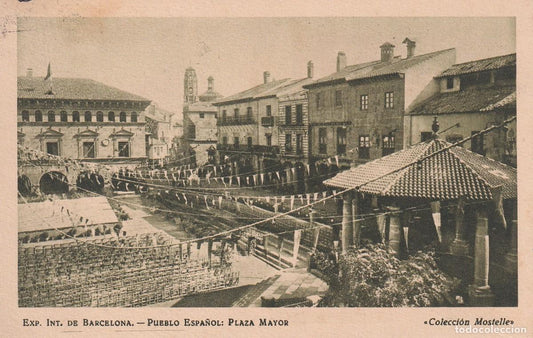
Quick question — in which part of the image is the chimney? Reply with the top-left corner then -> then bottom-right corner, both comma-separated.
26,68 -> 33,77
403,38 -> 416,58
307,61 -> 314,78
380,42 -> 395,62
207,76 -> 214,91
336,51 -> 346,72
263,71 -> 271,84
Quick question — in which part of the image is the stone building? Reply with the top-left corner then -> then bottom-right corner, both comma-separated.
182,69 -> 222,166
17,71 -> 151,165
145,104 -> 175,164
303,39 -> 456,170
406,53 -> 516,167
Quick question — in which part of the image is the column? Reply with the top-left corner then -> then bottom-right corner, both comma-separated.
504,203 -> 517,273
352,193 -> 360,248
450,197 -> 469,256
341,192 -> 353,254
468,205 -> 494,306
387,206 -> 401,256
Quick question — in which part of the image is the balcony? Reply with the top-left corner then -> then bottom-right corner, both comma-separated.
261,116 -> 274,127
217,143 -> 279,155
217,116 -> 255,126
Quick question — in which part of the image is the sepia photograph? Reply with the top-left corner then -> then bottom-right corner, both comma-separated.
15,17 -> 518,311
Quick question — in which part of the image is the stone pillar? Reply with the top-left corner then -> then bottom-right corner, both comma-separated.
450,197 -> 469,256
468,205 -> 494,306
504,204 -> 517,273
352,193 -> 360,248
387,206 -> 401,256
341,192 -> 353,254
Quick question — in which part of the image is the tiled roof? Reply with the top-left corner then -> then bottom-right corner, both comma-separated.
185,101 -> 218,113
306,48 -> 455,87
410,85 -> 516,115
18,77 -> 150,102
259,77 -> 316,98
324,138 -> 516,201
436,53 -> 516,78
214,78 -> 292,105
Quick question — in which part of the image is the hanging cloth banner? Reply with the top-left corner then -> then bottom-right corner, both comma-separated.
327,158 -> 332,165
260,173 -> 264,185
280,195 -> 286,204
237,176 -> 241,186
164,170 -> 168,179
276,171 -> 281,180
291,167 -> 296,176
403,226 -> 409,251
254,174 -> 258,186
306,164 -> 310,175
430,201 -> 442,242
218,196 -> 223,208
175,193 -> 181,201
213,166 -> 217,176
265,196 -> 270,203
246,176 -> 250,185
376,213 -> 387,242
204,196 -> 210,209
172,173 -> 177,182
306,193 -> 311,206
292,229 -> 302,267
335,155 -> 339,167
182,193 -> 187,204
490,185 -> 507,229
290,195 -> 295,210
207,176 -> 211,184
314,192 -> 319,201
300,194 -> 304,205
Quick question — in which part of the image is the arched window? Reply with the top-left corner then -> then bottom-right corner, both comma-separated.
72,111 -> 80,122
21,111 -> 29,122
96,111 -> 104,122
108,111 -> 115,122
84,111 -> 92,122
48,111 -> 55,122
35,110 -> 42,122
131,112 -> 137,123
60,111 -> 68,122
119,111 -> 127,122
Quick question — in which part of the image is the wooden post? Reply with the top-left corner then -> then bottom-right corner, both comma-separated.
504,203 -> 517,273
468,204 -> 494,306
341,192 -> 353,254
387,206 -> 401,256
207,239 -> 213,267
352,192 -> 360,248
450,197 -> 469,256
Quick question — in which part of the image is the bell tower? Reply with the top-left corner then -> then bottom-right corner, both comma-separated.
184,67 -> 198,104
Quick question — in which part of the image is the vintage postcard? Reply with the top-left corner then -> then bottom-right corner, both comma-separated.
1,1 -> 532,337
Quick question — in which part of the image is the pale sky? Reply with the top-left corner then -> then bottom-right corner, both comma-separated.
18,17 -> 515,117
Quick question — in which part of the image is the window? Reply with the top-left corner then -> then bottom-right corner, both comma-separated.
446,77 -> 454,89
296,104 -> 303,125
421,131 -> 433,142
199,113 -> 205,119
72,111 -> 80,122
335,90 -> 342,107
60,111 -> 68,122
247,136 -> 253,148
222,110 -> 227,121
285,105 -> 292,125
234,136 -> 239,146
337,128 -> 347,156
48,111 -> 55,122
319,128 -> 327,154
359,135 -> 370,159
188,124 -> 196,139
296,134 -> 304,154
385,92 -> 394,109
222,136 -> 228,145
118,142 -> 130,157
119,112 -> 126,122
246,107 -> 252,120
46,142 -> 59,156
108,111 -> 115,122
316,93 -> 321,108
83,141 -> 95,158
35,110 -> 42,122
234,108 -> 239,118
22,111 -> 29,122
131,112 -> 137,123
265,134 -> 272,146
360,94 -> 369,110
266,105 -> 272,117
285,134 -> 292,152
96,111 -> 104,122
471,131 -> 484,155
382,135 -> 395,156
84,111 -> 92,122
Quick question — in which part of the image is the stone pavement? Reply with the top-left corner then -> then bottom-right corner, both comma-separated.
248,268 -> 328,307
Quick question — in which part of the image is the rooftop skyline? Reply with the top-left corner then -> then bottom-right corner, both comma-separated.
18,17 -> 515,116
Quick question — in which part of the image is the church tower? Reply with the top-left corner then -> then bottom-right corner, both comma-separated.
184,67 -> 198,104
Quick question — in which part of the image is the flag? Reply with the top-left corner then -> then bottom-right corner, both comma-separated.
44,62 -> 52,81
292,230 -> 302,267
260,173 -> 264,185
403,226 -> 409,251
290,195 -> 295,210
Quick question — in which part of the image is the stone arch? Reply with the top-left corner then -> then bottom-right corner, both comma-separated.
18,174 -> 32,196
76,172 -> 104,193
39,171 -> 69,195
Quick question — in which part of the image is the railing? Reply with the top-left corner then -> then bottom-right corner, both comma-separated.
217,143 -> 280,155
217,116 -> 255,126
261,116 -> 274,127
